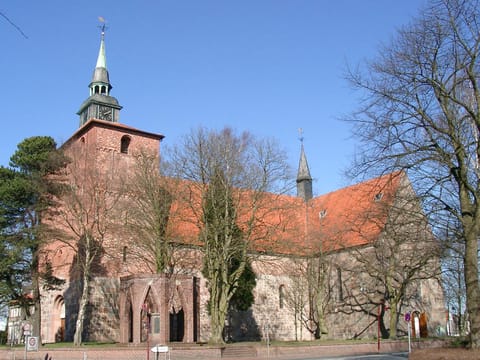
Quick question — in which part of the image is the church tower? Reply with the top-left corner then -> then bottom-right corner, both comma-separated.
77,23 -> 122,126
296,136 -> 313,202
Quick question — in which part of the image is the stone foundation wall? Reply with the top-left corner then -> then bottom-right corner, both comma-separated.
40,251 -> 445,344
84,278 -> 120,342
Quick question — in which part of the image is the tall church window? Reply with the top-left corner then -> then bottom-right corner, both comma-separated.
121,136 -> 131,154
337,268 -> 344,302
123,246 -> 127,262
279,285 -> 285,309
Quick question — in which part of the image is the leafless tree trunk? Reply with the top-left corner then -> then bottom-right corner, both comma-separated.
441,219 -> 467,335
284,257 -> 331,340
306,257 -> 330,338
346,0 -> 480,348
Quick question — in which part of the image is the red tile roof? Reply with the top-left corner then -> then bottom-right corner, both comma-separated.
307,171 -> 404,253
164,171 -> 405,257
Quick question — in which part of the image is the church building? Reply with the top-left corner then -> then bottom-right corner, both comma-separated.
32,28 -> 445,345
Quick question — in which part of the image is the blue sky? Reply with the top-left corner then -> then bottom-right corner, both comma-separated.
1,0 -> 426,196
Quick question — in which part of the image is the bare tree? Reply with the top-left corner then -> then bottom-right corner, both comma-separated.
124,151 -> 176,274
168,127 -> 292,344
284,256 -> 331,340
346,0 -> 480,348
335,175 -> 441,339
304,256 -> 331,338
47,147 -> 125,346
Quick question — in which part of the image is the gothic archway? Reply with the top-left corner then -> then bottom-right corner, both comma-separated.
119,274 -> 198,344
141,287 -> 155,343
52,296 -> 65,342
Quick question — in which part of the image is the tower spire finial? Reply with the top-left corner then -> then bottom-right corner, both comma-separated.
96,17 -> 108,70
298,127 -> 304,144
98,16 -> 107,39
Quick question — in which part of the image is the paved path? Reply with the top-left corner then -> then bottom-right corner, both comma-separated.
0,340 -> 444,360
312,353 -> 409,360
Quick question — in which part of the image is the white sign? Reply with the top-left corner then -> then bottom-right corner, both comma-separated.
151,345 -> 168,353
26,336 -> 39,351
151,345 -> 170,360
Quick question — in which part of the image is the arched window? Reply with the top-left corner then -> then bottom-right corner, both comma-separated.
121,135 -> 131,154
279,285 -> 286,309
123,246 -> 127,262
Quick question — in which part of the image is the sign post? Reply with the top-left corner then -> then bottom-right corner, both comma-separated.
404,312 -> 411,353
22,323 -> 36,360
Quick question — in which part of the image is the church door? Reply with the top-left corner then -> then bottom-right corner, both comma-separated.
169,308 -> 184,342
128,302 -> 133,343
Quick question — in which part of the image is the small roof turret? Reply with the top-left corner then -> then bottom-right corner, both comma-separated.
296,130 -> 313,202
297,143 -> 312,182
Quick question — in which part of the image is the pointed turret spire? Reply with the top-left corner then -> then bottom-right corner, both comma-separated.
296,129 -> 313,202
77,18 -> 122,127
90,24 -> 111,96
95,26 -> 107,68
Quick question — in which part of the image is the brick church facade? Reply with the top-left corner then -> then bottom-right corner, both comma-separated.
35,29 -> 445,345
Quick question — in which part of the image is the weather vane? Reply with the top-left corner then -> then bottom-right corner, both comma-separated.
98,16 -> 108,36
298,128 -> 304,143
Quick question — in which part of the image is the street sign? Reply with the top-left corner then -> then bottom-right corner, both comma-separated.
404,312 -> 411,322
23,323 -> 32,336
26,336 -> 39,351
151,345 -> 168,353
151,345 -> 169,360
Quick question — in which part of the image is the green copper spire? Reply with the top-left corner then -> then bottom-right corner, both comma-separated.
90,22 -> 111,95
95,28 -> 107,69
